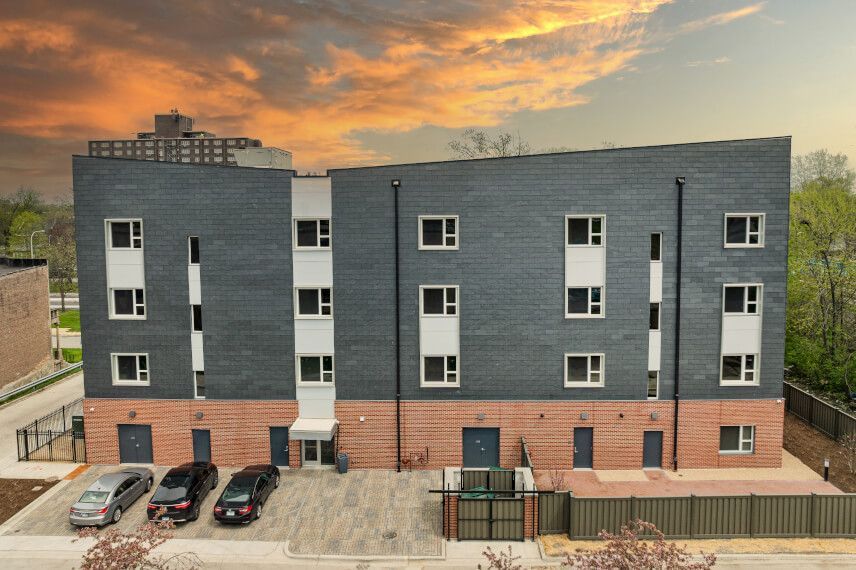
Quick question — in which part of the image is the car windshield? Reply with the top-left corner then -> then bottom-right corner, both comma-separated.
152,475 -> 191,502
78,490 -> 109,504
221,477 -> 256,503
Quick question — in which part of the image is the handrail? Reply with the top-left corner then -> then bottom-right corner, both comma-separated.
0,362 -> 83,402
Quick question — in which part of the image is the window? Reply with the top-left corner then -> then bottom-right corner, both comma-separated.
421,286 -> 457,316
649,303 -> 660,330
419,216 -> 458,250
566,215 -> 604,246
421,355 -> 458,386
108,220 -> 142,249
724,285 -> 761,315
194,371 -> 205,399
188,237 -> 200,264
295,288 -> 332,317
297,355 -> 334,384
111,353 -> 149,385
647,371 -> 659,399
293,219 -> 331,249
111,289 -> 145,318
651,233 -> 662,261
564,354 -> 604,387
721,354 -> 758,384
191,305 -> 202,332
719,425 -> 754,454
724,214 -> 765,247
566,287 -> 602,317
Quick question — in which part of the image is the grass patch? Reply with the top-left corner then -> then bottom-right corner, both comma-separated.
62,348 -> 82,363
54,310 -> 80,332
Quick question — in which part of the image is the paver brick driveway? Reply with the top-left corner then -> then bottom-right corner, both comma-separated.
3,465 -> 443,557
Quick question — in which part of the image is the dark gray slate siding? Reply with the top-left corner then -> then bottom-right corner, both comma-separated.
73,157 -> 295,400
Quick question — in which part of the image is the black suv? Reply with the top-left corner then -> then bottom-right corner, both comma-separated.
213,464 -> 280,524
147,462 -> 218,523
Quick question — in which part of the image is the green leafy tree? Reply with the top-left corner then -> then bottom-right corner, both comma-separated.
46,212 -> 77,311
6,210 -> 46,257
0,186 -> 44,252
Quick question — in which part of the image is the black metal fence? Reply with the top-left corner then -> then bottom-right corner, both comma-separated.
784,381 -> 856,440
16,397 -> 86,462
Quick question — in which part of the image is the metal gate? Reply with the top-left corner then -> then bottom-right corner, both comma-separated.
458,497 -> 525,540
16,397 -> 86,462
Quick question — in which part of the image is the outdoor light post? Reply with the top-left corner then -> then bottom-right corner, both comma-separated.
30,229 -> 46,258
824,458 -> 830,481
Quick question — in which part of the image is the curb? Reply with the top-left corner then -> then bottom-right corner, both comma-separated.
284,537 -> 446,562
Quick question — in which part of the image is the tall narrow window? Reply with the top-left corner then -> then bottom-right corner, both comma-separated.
649,303 -> 660,330
419,216 -> 458,250
567,216 -> 604,246
188,236 -> 200,264
191,305 -> 202,332
650,233 -> 662,261
647,371 -> 659,399
194,371 -> 205,399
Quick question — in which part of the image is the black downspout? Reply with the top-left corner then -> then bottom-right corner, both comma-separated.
672,176 -> 685,471
392,179 -> 402,472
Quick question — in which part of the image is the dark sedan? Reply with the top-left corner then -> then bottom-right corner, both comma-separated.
147,462 -> 218,523
213,464 -> 280,524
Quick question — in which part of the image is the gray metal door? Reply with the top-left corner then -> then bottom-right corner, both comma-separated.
118,424 -> 153,464
462,428 -> 499,468
573,427 -> 593,469
192,429 -> 211,463
269,427 -> 289,466
643,431 -> 663,468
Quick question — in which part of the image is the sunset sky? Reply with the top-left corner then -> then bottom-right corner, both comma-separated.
1,0 -> 854,199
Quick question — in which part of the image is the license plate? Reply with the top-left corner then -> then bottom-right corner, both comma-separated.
162,516 -> 170,521
226,510 -> 234,516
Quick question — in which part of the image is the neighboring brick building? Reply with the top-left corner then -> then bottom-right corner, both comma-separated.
73,137 -> 790,471
0,258 -> 52,387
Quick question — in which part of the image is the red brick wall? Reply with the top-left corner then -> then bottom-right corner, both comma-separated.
0,265 -> 51,387
84,398 -> 783,470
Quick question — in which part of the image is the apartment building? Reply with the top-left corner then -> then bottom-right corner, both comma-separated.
73,137 -> 789,471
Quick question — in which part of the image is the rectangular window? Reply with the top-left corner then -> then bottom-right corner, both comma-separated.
295,288 -> 333,317
418,216 -> 458,250
719,425 -> 754,454
294,219 -> 331,249
564,354 -> 604,387
188,237 -> 200,264
721,354 -> 758,384
724,285 -> 761,315
651,233 -> 662,261
566,287 -> 602,317
649,303 -> 660,330
421,286 -> 457,316
724,214 -> 765,247
297,355 -> 334,384
194,371 -> 205,399
108,220 -> 142,249
191,305 -> 202,332
111,288 -> 145,318
421,355 -> 458,386
111,353 -> 149,385
566,215 -> 604,246
647,371 -> 659,399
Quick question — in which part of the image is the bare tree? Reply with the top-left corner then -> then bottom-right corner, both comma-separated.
481,545 -> 523,570
840,432 -> 856,475
792,149 -> 855,191
448,128 -> 531,159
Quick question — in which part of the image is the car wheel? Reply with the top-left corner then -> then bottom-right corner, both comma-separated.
255,503 -> 262,520
190,504 -> 199,521
146,478 -> 153,492
211,474 -> 218,489
112,507 -> 122,524
274,475 -> 280,488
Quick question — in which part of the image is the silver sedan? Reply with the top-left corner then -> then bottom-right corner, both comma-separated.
69,467 -> 154,526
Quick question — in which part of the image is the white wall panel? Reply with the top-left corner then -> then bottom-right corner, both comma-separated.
190,332 -> 205,371
293,251 -> 333,286
292,177 -> 332,217
419,316 -> 460,355
296,385 -> 336,418
721,315 -> 762,354
188,265 -> 201,304
106,250 -> 145,288
565,247 -> 605,287
648,330 -> 661,371
649,262 -> 662,303
294,320 -> 335,353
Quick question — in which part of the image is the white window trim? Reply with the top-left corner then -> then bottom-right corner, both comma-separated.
292,218 -> 331,250
565,214 -> 605,248
418,215 -> 459,251
105,218 -> 144,250
722,283 -> 763,316
650,232 -> 663,263
565,286 -> 604,319
108,288 -> 146,320
719,425 -> 755,455
294,287 -> 333,319
723,213 -> 765,248
420,354 -> 460,387
296,354 -> 335,386
111,353 -> 150,386
193,371 -> 205,399
564,353 -> 605,387
188,236 -> 199,265
720,353 -> 760,386
419,285 -> 459,317
647,371 -> 659,400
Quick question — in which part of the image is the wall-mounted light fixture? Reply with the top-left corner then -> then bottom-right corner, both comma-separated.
359,416 -> 365,422
651,412 -> 659,420
477,413 -> 486,421
539,413 -> 545,418
580,412 -> 589,420
195,411 -> 204,420
619,412 -> 625,418
391,179 -> 401,188
128,410 -> 136,418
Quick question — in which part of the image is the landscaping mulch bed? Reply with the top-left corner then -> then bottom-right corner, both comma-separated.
783,412 -> 856,493
0,478 -> 59,525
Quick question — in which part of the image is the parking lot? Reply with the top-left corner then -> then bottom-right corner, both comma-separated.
2,465 -> 443,557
